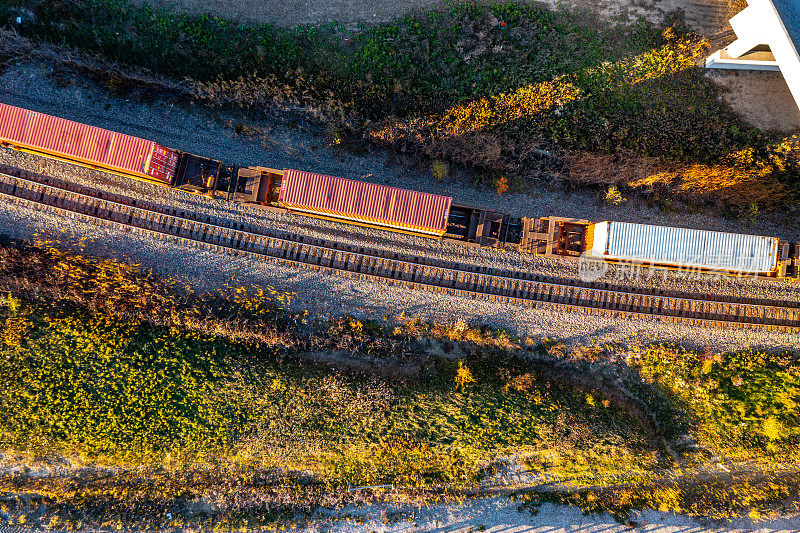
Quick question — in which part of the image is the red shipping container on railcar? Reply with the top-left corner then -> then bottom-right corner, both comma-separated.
278,169 -> 452,236
0,102 -> 178,184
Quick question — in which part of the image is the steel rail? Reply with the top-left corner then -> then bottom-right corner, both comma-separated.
3,166 -> 796,309
0,169 -> 797,332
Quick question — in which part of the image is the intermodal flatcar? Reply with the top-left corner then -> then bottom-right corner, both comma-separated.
588,221 -> 781,276
527,217 -> 796,278
1,101 -> 797,280
0,102 -> 231,192
230,166 -> 519,246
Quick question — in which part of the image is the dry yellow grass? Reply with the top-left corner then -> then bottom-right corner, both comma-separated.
565,138 -> 799,207
564,152 -> 664,185
627,143 -> 797,206
367,77 -> 581,161
628,163 -> 788,206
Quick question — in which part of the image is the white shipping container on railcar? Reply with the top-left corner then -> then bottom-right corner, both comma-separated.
588,221 -> 779,274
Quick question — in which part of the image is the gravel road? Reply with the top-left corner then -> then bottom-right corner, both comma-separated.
1,60 -> 799,352
1,498 -> 799,533
308,498 -> 799,533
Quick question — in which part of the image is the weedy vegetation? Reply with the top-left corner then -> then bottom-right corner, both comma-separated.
629,345 -> 800,461
0,241 -> 654,480
0,239 -> 798,527
519,470 -> 800,522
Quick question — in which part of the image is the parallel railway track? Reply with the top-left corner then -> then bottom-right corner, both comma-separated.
1,166 -> 798,332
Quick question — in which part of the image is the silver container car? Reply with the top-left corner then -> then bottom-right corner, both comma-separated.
587,221 -> 780,275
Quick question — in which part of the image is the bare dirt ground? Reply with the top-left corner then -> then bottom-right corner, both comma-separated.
708,70 -> 800,132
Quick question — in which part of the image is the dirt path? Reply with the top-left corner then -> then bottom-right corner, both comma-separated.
1,492 -> 799,532
141,0 -> 740,34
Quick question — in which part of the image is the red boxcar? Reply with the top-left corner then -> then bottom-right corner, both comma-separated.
0,102 -> 178,184
278,169 -> 452,236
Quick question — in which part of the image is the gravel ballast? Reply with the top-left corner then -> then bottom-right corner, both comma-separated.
2,198 -> 798,352
1,60 -> 800,351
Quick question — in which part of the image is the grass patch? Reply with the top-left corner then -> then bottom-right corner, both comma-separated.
629,345 -> 800,462
0,298 -> 656,482
1,312 -> 244,463
3,0 -> 656,116
519,469 -> 800,521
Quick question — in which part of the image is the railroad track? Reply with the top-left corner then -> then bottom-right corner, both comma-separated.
0,166 -> 798,332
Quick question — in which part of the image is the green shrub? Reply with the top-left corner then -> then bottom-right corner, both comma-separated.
629,345 -> 800,459
431,159 -> 449,181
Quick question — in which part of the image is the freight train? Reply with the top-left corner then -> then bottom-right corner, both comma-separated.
1,101 -> 798,280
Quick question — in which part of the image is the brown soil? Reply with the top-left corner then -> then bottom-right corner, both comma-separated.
707,70 -> 800,132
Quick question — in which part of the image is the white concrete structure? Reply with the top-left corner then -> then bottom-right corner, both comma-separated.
706,0 -> 800,111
